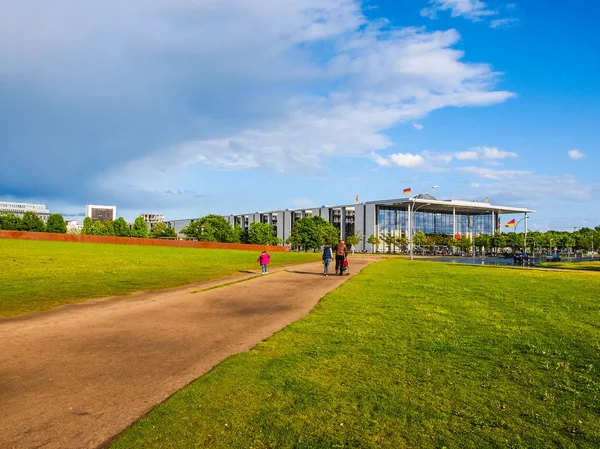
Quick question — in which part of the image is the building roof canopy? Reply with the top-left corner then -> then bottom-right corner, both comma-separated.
368,198 -> 535,215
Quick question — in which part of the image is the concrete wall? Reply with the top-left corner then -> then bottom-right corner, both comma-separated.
283,211 -> 292,244
365,204 -> 377,252
355,204 -> 365,251
0,230 -> 290,252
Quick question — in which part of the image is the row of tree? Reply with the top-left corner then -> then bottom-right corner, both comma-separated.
180,214 -> 354,249
80,216 -> 178,239
368,226 -> 600,254
181,214 -> 282,245
0,211 -> 178,239
0,211 -> 68,233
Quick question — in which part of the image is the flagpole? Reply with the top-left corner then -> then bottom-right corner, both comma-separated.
408,186 -> 439,260
524,213 -> 528,254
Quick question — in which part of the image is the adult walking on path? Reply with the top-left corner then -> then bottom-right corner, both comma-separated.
335,239 -> 348,276
0,258 -> 376,449
322,242 -> 334,276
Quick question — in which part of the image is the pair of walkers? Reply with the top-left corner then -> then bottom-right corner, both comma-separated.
322,240 -> 348,276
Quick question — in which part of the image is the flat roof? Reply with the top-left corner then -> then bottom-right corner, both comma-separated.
366,198 -> 535,215
167,197 -> 534,222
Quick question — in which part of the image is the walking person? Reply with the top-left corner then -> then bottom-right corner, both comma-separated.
335,239 -> 348,276
322,242 -> 334,276
257,250 -> 271,275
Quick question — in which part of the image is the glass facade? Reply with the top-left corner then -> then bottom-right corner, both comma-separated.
378,206 -> 494,237
378,207 -> 408,237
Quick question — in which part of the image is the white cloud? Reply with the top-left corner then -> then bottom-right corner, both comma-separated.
371,145 -> 517,171
102,22 -> 515,190
421,0 -> 497,21
568,149 -> 585,160
455,146 -> 517,160
373,149 -> 453,169
371,152 -> 391,167
490,18 -> 519,29
389,153 -> 426,168
457,166 -> 529,180
0,0 -> 515,205
413,123 -> 424,131
459,168 -> 599,204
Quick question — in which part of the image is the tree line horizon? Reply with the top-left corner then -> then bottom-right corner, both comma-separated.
1,211 -> 598,253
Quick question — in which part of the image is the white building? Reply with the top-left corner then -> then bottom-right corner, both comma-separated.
141,213 -> 164,224
66,220 -> 82,231
166,196 -> 534,251
0,201 -> 50,222
85,205 -> 117,223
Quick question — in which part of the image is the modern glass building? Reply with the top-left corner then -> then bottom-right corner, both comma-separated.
167,195 -> 534,251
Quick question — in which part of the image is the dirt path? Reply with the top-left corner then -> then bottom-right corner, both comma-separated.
0,257 -> 376,449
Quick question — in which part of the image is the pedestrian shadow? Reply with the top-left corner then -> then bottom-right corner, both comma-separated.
238,270 -> 256,274
285,270 -> 327,276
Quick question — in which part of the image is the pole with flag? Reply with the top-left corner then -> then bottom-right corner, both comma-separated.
355,195 -> 359,203
403,188 -> 412,195
505,219 -> 516,228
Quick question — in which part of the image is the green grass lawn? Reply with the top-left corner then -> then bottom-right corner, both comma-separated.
112,260 -> 600,449
538,261 -> 600,272
0,239 -> 320,317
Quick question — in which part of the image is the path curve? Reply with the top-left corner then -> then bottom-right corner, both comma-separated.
0,257 -> 376,449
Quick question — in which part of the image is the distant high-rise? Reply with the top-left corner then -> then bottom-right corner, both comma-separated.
85,205 -> 117,223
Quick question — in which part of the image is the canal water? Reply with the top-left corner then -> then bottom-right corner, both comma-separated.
420,256 -> 596,267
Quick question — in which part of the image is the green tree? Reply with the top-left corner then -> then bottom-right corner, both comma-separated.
345,233 -> 361,247
103,220 -> 116,236
319,221 -> 340,247
474,234 -> 491,252
491,233 -> 507,254
131,216 -> 149,238
381,233 -> 396,253
46,214 -> 67,234
412,230 -> 427,246
367,234 -> 381,252
0,212 -> 22,230
426,235 -> 436,250
113,217 -> 131,237
92,220 -> 105,236
20,211 -> 45,232
506,232 -> 524,250
248,222 -> 279,245
288,216 -> 338,251
181,214 -> 234,242
150,222 -> 177,239
395,235 -> 409,249
288,217 -> 317,250
456,235 -> 472,253
433,234 -> 454,247
81,216 -> 93,235
232,224 -> 249,244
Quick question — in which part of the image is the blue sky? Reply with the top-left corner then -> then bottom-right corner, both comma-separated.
1,0 -> 598,231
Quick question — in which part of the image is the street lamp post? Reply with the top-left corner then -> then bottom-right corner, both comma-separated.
408,186 -> 439,261
506,215 -> 529,254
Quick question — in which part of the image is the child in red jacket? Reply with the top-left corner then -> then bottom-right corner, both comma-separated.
257,250 -> 271,275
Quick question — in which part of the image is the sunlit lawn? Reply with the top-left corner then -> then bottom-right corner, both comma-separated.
538,260 -> 600,272
0,239 -> 319,317
112,259 -> 600,449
